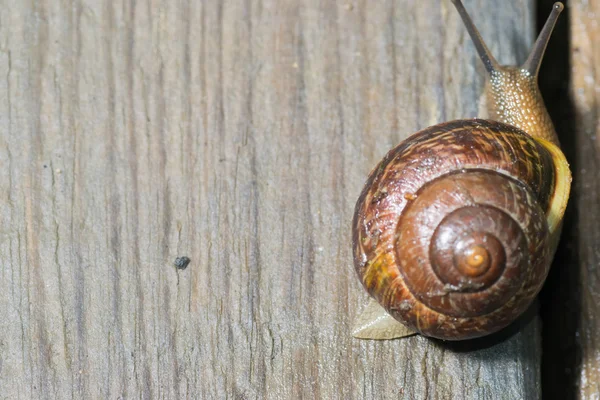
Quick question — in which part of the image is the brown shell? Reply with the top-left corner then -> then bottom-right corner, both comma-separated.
352,119 -> 556,340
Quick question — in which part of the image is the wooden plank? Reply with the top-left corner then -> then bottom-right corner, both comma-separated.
569,1 -> 600,396
540,0 -> 600,398
571,0 -> 600,394
0,0 -> 547,398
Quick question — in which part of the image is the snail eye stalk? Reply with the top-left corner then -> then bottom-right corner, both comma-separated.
522,2 -> 564,77
451,0 -> 564,77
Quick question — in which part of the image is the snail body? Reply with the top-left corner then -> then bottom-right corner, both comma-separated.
352,1 -> 571,340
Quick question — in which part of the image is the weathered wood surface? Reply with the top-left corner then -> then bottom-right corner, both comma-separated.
540,0 -> 600,398
0,0 -> 554,398
570,1 -> 600,396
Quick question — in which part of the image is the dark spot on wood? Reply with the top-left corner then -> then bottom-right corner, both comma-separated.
174,256 -> 191,270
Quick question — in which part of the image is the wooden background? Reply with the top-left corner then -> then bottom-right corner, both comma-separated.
0,0 -> 596,398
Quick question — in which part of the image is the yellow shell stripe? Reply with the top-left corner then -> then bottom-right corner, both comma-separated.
362,250 -> 397,293
535,137 -> 571,235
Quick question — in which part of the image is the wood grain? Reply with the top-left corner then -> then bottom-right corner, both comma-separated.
0,0 -> 549,398
570,1 -> 600,397
539,0 -> 600,398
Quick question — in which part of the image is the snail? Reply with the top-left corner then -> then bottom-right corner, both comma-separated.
351,0 -> 571,341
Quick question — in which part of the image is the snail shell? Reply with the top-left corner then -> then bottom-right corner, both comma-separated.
352,0 -> 571,340
352,119 -> 566,340
351,1 -> 571,340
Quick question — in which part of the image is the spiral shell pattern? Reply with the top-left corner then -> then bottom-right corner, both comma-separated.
353,119 -> 556,340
